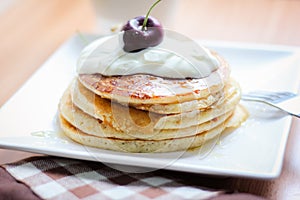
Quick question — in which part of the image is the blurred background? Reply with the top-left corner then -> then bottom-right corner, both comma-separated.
0,0 -> 300,106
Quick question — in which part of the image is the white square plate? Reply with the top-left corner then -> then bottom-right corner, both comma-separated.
0,35 -> 299,178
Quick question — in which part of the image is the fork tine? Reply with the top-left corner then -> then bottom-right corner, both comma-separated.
248,91 -> 282,99
243,93 -> 276,101
242,91 -> 300,118
242,91 -> 297,103
276,92 -> 297,98
248,91 -> 296,97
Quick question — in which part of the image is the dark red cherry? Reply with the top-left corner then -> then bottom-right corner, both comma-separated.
121,16 -> 163,52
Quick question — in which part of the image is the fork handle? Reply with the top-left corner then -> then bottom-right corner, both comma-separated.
277,96 -> 300,118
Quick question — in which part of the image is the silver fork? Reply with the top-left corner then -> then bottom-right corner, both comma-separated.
241,91 -> 300,118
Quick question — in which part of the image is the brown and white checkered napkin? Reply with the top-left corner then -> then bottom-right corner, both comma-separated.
3,156 -> 222,200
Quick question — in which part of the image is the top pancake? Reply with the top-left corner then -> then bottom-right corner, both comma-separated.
78,52 -> 230,105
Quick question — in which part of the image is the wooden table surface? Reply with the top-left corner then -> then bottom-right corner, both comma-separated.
0,0 -> 300,199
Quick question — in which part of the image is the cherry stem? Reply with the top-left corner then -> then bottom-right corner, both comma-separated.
142,0 -> 162,30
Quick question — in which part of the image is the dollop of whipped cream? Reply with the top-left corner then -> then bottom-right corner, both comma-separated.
77,30 -> 220,79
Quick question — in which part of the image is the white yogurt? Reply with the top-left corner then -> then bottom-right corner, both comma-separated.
77,30 -> 220,79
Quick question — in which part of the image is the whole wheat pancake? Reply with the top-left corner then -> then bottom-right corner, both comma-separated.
78,52 -> 230,105
71,78 -> 240,133
76,78 -> 232,115
130,80 -> 237,114
59,86 -> 234,140
59,104 -> 247,153
130,90 -> 223,114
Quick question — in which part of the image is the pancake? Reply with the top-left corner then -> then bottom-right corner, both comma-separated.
58,105 -> 247,153
74,77 -> 231,116
71,78 -> 241,134
59,86 -> 234,140
130,90 -> 224,114
57,38 -> 248,153
78,52 -> 230,105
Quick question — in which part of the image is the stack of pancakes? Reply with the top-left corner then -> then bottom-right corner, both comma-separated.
58,52 -> 248,153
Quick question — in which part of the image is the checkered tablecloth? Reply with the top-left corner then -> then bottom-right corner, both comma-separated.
2,156 -> 223,200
